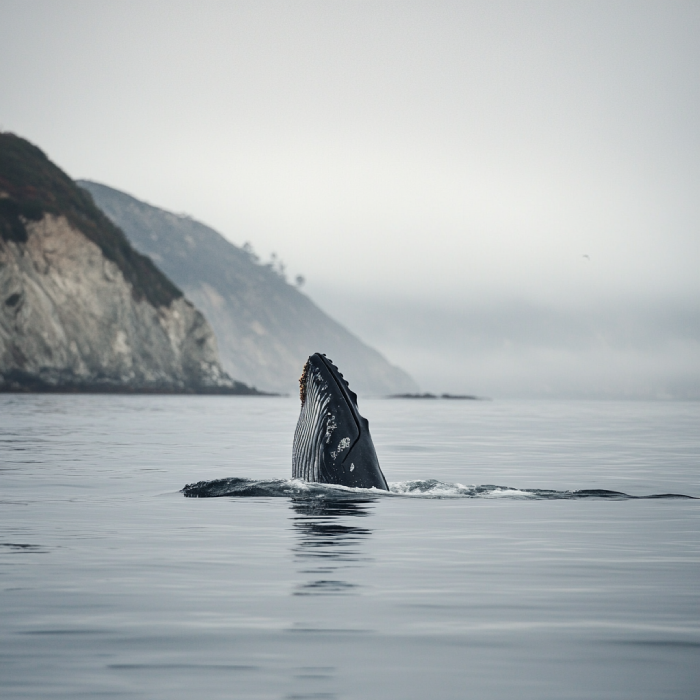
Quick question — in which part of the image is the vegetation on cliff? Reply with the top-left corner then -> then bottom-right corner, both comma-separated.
0,133 -> 181,308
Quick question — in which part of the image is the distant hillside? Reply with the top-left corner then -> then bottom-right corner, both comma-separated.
80,180 -> 419,395
0,133 -> 252,393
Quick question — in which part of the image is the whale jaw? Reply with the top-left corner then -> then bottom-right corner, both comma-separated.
292,353 -> 388,491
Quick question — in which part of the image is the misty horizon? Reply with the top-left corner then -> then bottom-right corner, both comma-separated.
1,1 -> 697,398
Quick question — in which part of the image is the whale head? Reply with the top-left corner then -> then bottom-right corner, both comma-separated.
292,353 -> 388,490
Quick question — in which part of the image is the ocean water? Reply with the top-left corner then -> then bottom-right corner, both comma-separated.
1,395 -> 698,700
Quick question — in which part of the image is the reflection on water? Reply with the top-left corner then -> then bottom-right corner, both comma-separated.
289,498 -> 375,596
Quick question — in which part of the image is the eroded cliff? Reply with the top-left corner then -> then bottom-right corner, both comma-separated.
0,132 -> 251,393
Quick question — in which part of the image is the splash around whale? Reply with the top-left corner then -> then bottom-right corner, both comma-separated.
181,477 -> 694,500
181,355 -> 697,500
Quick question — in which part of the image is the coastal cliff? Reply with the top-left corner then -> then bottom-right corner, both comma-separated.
0,133 -> 252,393
80,181 -> 420,395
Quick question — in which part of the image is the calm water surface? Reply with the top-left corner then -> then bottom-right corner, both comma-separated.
1,395 -> 699,699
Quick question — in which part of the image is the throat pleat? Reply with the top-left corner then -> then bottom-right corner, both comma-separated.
292,368 -> 330,482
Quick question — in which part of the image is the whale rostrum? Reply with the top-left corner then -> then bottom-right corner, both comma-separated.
292,353 -> 389,490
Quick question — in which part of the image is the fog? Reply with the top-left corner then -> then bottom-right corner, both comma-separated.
309,291 -> 700,398
1,1 -> 698,397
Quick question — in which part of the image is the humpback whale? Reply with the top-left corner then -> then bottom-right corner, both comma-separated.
292,353 -> 389,491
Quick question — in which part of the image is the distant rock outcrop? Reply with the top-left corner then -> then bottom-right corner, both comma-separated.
80,181 -> 419,395
0,133 -> 253,393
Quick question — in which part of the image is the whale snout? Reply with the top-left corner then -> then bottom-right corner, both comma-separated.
292,354 -> 388,490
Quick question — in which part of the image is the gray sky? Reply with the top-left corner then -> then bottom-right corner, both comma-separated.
1,1 -> 698,397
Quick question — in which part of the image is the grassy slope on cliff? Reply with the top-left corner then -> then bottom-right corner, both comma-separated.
0,133 -> 181,308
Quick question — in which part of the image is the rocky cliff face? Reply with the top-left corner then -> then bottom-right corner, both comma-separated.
0,133 -> 250,393
80,180 -> 420,395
